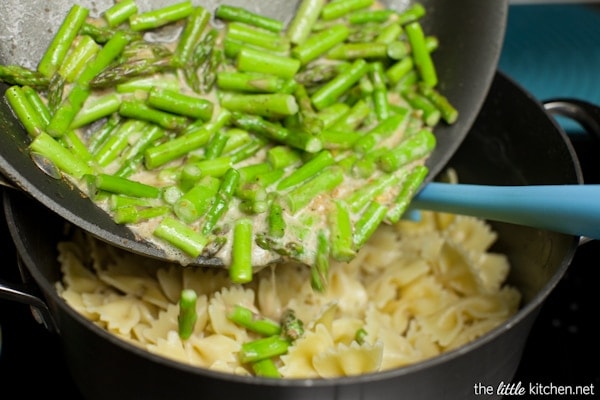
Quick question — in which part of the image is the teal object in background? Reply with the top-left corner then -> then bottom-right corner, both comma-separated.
499,4 -> 600,134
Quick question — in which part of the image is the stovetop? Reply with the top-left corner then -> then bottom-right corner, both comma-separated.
1,3 -> 600,398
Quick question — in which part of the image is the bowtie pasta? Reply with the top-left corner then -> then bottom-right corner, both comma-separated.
56,207 -> 520,378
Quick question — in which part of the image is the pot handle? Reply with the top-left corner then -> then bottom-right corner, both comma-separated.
543,98 -> 600,141
0,257 -> 58,334
543,98 -> 600,244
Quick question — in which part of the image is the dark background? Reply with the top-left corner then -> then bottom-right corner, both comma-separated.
1,3 -> 599,398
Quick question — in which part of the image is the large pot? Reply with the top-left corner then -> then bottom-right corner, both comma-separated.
0,71 -> 594,399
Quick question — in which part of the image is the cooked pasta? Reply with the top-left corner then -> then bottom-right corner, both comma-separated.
56,210 -> 521,378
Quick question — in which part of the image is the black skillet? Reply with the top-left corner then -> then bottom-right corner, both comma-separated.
0,0 -> 508,265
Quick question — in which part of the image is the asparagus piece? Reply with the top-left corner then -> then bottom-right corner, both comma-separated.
204,130 -> 229,160
79,23 -> 141,45
118,125 -> 165,168
267,146 -> 301,170
377,128 -> 437,172
173,178 -> 220,223
283,166 -> 344,214
144,109 -> 230,169
239,335 -> 290,364
226,22 -> 290,53
201,168 -> 240,235
77,31 -> 132,86
183,28 -> 219,93
418,84 -> 459,124
349,9 -> 395,24
229,113 -> 285,143
386,57 -> 414,85
71,93 -> 121,129
173,6 -> 211,67
93,119 -> 144,167
355,328 -> 368,345
114,204 -> 170,224
22,86 -> 51,127
330,98 -> 370,132
345,173 -> 400,214
178,289 -> 198,340
267,202 -> 286,239
387,165 -> 428,223
252,358 -> 281,378
328,200 -> 356,261
220,93 -> 298,119
46,73 -> 65,114
86,173 -> 162,199
370,61 -> 391,120
237,47 -> 301,79
129,1 -> 194,31
90,55 -> 175,88
229,137 -> 270,163
37,4 -> 89,78
353,200 -> 388,248
228,305 -> 281,336
291,24 -> 350,65
0,65 -> 50,89
280,309 -> 304,341
4,85 -> 46,137
147,88 -> 214,121
295,63 -> 345,88
237,162 -> 272,184
402,89 -> 441,127
311,229 -> 330,292
217,72 -> 295,94
109,195 -> 157,210
154,216 -> 209,257
47,31 -> 130,137
103,0 -> 139,27
60,129 -> 93,164
277,150 -> 334,190
216,5 -> 284,33
59,36 -> 101,83
327,41 -> 408,60
29,132 -> 94,179
286,0 -> 326,45
375,23 -> 403,44
353,111 -> 409,154
396,3 -> 426,25
185,156 -> 233,178
404,21 -> 438,88
46,83 -> 91,138
321,0 -> 374,21
230,218 -> 254,283
310,59 -> 370,110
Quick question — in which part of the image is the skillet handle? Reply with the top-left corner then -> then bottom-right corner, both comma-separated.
0,258 -> 58,334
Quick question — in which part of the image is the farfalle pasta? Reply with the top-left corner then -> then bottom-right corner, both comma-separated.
56,210 -> 521,378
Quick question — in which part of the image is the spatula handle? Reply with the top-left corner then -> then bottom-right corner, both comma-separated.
412,183 -> 600,239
